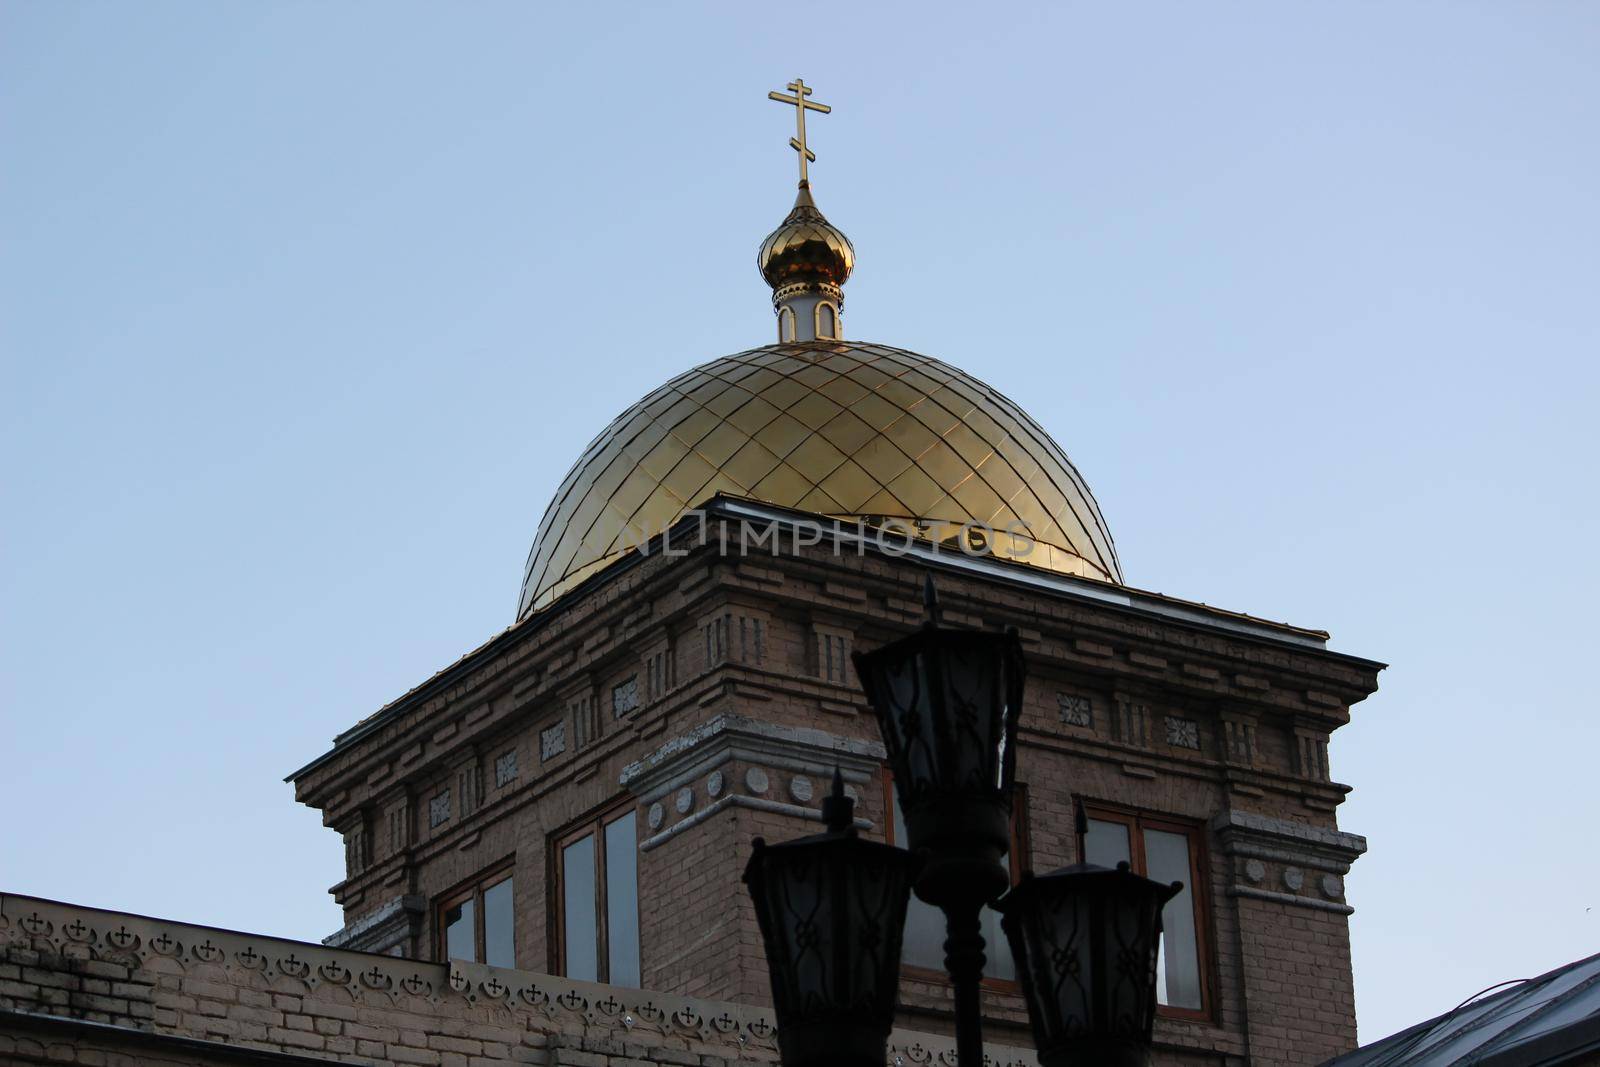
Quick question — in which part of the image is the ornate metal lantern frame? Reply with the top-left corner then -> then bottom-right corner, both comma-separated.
743,774 -> 923,1067
850,583 -> 1026,908
999,861 -> 1183,1067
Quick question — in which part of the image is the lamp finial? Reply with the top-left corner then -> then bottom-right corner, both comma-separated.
821,766 -> 854,833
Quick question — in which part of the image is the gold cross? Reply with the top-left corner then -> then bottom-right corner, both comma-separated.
767,77 -> 831,185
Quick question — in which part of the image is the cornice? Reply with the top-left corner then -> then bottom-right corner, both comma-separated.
286,536 -> 730,792
620,711 -> 884,800
293,497 -> 1383,809
1211,810 -> 1367,915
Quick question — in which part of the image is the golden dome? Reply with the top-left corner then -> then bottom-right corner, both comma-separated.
518,342 -> 1121,617
758,183 -> 855,291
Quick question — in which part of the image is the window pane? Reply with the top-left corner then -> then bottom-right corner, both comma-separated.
1084,818 -> 1131,869
904,893 -> 948,970
1144,828 -> 1202,1010
891,789 -> 1014,977
605,811 -> 641,988
562,834 -> 598,982
444,898 -> 476,963
892,790 -> 947,970
483,876 -> 515,969
980,900 -> 1015,981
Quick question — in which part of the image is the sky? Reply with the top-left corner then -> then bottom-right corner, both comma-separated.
3,1 -> 1597,1047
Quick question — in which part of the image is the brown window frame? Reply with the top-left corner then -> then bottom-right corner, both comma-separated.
549,798 -> 640,983
1077,800 -> 1215,1023
434,858 -> 515,966
882,771 -> 1030,992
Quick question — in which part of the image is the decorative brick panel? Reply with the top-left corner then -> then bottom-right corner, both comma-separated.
1058,693 -> 1093,727
427,788 -> 451,829
382,793 -> 411,858
540,720 -> 566,762
1165,716 -> 1200,750
341,819 -> 370,877
644,640 -> 675,702
494,749 -> 518,788
702,610 -> 766,669
455,762 -> 481,819
1294,728 -> 1331,782
1222,714 -> 1259,766
568,687 -> 599,750
612,674 -> 641,718
1113,695 -> 1149,746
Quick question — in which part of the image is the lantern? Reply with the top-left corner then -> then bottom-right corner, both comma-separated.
743,773 -> 922,1067
999,862 -> 1182,1067
850,577 -> 1025,907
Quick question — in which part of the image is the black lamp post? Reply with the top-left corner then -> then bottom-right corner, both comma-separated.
746,574 -> 1172,1067
999,861 -> 1182,1067
743,771 -> 923,1067
850,576 -> 1026,1067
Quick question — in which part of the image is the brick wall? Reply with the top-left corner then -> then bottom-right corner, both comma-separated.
284,514 -> 1381,1066
1,893 -> 1034,1067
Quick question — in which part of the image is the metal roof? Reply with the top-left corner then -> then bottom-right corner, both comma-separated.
1324,952 -> 1600,1067
518,342 -> 1124,617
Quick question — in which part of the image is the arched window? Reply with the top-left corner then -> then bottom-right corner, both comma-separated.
779,306 -> 796,342
815,302 -> 838,339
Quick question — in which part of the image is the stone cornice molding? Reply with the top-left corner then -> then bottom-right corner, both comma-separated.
1212,811 -> 1366,915
619,712 -> 885,802
619,713 -> 885,850
1212,811 -> 1367,871
322,893 -> 423,953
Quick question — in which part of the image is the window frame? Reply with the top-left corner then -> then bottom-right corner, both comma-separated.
1077,800 -> 1215,1022
549,798 -> 641,984
434,858 -> 515,967
882,771 -> 1030,992
814,300 -> 840,340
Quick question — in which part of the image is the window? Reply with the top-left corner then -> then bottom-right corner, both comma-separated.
1080,804 -> 1211,1016
437,863 -> 514,969
779,305 -> 796,342
554,803 -> 640,987
884,775 -> 1027,984
816,301 -> 838,339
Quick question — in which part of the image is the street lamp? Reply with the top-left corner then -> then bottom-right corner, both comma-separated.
747,574 -> 1172,1067
851,576 -> 1025,1067
999,862 -> 1182,1067
743,770 -> 923,1067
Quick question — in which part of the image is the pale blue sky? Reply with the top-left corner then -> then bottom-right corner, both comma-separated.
3,1 -> 1596,1046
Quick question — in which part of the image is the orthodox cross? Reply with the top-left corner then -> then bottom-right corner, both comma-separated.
767,77 -> 831,185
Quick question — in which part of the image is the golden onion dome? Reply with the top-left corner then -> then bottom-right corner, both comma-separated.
758,183 -> 855,291
518,342 -> 1121,617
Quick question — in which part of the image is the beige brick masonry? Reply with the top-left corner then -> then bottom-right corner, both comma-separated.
2,893 -> 1035,1067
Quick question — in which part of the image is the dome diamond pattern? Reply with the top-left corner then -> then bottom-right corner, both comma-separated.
519,342 -> 1121,617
